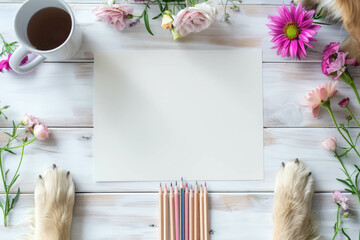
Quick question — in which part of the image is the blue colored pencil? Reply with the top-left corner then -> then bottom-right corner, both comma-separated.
180,178 -> 184,240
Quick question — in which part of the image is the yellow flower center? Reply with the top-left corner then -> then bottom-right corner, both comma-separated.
284,22 -> 300,40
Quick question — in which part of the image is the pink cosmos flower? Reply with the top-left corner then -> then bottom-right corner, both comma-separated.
333,191 -> 350,210
33,124 -> 50,140
338,98 -> 350,108
321,137 -> 336,151
304,81 -> 338,117
0,53 -> 28,72
173,1 -> 217,37
267,2 -> 321,60
93,1 -> 135,31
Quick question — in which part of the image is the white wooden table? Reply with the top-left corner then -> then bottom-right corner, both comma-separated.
1,1 -> 359,239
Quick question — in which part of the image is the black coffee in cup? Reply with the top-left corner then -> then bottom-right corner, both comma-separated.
27,7 -> 72,51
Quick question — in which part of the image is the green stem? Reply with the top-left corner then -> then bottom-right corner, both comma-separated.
6,138 -> 36,150
334,151 -> 360,204
0,152 -> 8,227
325,105 -> 360,158
332,205 -> 341,240
340,71 -> 360,105
345,106 -> 360,128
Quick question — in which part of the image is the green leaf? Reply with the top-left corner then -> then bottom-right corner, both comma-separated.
9,174 -> 20,190
337,178 -> 353,189
152,13 -> 163,20
12,120 -> 16,137
3,132 -> 12,137
344,188 -> 354,194
0,201 -> 3,212
144,8 -> 154,36
10,188 -> 20,210
341,228 -> 351,240
5,169 -> 9,177
4,149 -> 16,155
156,0 -> 164,12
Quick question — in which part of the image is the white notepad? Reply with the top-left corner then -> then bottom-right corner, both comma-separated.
94,49 -> 263,181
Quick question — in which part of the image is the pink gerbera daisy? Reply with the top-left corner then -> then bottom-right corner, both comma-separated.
267,2 -> 321,60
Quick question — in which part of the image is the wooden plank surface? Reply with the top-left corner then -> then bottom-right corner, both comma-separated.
1,62 -> 359,128
0,127 -> 357,193
0,4 -> 348,62
0,193 -> 359,239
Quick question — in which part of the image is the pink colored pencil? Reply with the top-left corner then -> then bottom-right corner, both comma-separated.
174,182 -> 180,240
185,184 -> 189,240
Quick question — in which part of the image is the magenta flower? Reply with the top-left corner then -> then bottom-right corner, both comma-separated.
0,53 -> 28,72
304,81 -> 338,117
322,42 -> 359,78
267,2 -> 321,60
338,98 -> 350,108
93,1 -> 136,31
333,191 -> 350,210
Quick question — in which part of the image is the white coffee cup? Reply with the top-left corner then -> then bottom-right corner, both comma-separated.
10,0 -> 82,74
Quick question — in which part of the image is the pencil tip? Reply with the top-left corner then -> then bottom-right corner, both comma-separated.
160,183 -> 161,187
175,181 -> 177,185
170,183 -> 172,187
205,182 -> 207,187
165,183 -> 167,188
191,185 -> 192,189
186,183 -> 188,188
181,177 -> 183,181
196,181 -> 198,185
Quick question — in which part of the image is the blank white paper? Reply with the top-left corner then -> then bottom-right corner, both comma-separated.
94,49 -> 263,181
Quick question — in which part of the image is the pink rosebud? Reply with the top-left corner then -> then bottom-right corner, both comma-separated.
322,137 -> 336,151
22,114 -> 39,130
333,191 -> 350,210
33,124 -> 50,140
338,98 -> 350,108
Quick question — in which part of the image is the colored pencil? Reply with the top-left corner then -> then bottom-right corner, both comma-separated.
175,182 -> 180,240
194,183 -> 199,240
159,183 -> 164,240
164,184 -> 169,240
170,184 -> 175,240
204,183 -> 209,240
185,184 -> 189,240
180,179 -> 184,240
199,185 -> 204,240
189,186 -> 194,240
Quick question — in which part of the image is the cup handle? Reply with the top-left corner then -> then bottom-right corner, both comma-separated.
9,46 -> 46,74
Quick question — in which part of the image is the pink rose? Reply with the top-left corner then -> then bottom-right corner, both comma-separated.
333,191 -> 350,210
321,137 -> 336,151
22,114 -> 39,130
33,124 -> 50,140
93,3 -> 134,31
173,0 -> 217,37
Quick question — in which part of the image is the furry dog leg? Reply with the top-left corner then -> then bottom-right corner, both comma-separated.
34,164 -> 75,240
273,159 -> 318,240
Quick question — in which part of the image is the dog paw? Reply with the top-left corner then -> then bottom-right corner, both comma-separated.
341,36 -> 360,61
273,159 -> 318,240
34,164 -> 75,240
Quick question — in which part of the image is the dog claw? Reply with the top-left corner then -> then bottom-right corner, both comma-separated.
281,162 -> 285,167
52,164 -> 57,169
67,171 -> 70,177
308,172 -> 312,176
295,158 -> 299,164
39,175 -> 42,179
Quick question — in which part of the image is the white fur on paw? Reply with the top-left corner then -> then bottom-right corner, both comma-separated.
273,159 -> 318,240
34,164 -> 75,240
